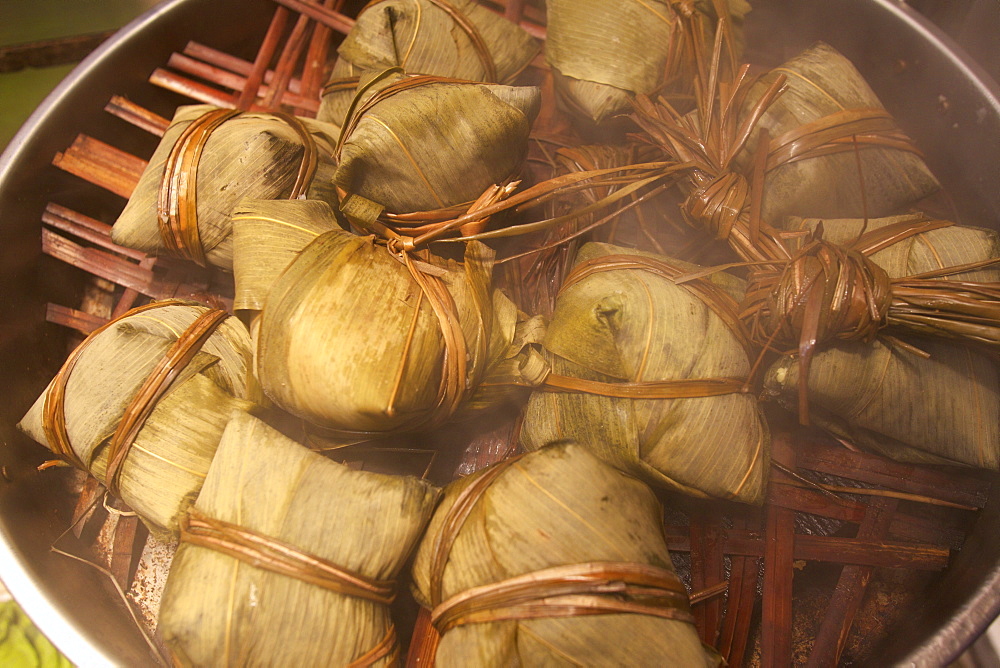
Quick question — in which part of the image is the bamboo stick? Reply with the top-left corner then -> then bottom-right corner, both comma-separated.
689,507 -> 725,646
104,96 -> 170,136
239,6 -> 291,108
807,497 -> 898,666
52,135 -> 145,198
46,303 -> 108,335
717,511 -> 761,667
272,0 -> 355,35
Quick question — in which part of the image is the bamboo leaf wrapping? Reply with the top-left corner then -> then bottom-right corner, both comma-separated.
545,0 -> 749,123
111,105 -> 341,271
787,214 -> 1000,282
545,0 -> 675,123
319,0 -> 539,126
520,242 -> 769,504
18,304 -> 254,532
736,43 -> 940,225
255,230 -> 519,434
766,340 -> 1000,469
159,412 -> 439,666
231,199 -> 342,313
335,81 -> 540,215
410,443 -> 715,666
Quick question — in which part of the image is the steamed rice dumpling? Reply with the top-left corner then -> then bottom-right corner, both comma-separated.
735,42 -> 940,225
255,229 -> 519,435
545,0 -> 750,124
231,199 -> 341,314
410,442 -> 717,666
765,340 -> 1000,469
159,412 -> 439,666
520,242 -> 769,504
318,0 -> 539,126
112,105 -> 340,270
335,77 -> 540,221
785,214 -> 1000,283
18,301 -> 254,533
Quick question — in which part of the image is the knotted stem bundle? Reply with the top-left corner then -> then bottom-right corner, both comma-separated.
632,38 -> 937,264
743,215 -> 1000,423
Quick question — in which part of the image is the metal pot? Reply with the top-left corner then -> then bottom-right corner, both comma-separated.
0,0 -> 996,664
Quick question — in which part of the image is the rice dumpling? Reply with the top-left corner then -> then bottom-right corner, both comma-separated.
734,42 -> 940,225
334,76 -> 540,224
255,229 -> 519,435
410,442 -> 717,666
545,0 -> 750,124
519,242 -> 769,504
231,199 -> 342,314
159,412 -> 439,666
112,105 -> 340,270
765,339 -> 1000,469
18,301 -> 254,533
318,0 -> 539,126
784,213 -> 1000,283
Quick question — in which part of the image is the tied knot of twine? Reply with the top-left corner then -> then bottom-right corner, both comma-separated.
765,240 -> 892,349
683,171 -> 750,241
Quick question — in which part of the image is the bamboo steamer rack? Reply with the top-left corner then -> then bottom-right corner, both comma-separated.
4,0 -> 999,665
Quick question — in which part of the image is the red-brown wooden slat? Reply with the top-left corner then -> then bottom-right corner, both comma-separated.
112,257 -> 158,318
718,511 -> 761,667
665,529 -> 950,571
797,437 -> 990,508
183,41 -> 304,92
46,303 -> 108,335
689,508 -> 725,646
104,96 -> 170,136
261,11 -> 313,109
52,135 -> 145,198
43,229 -> 155,290
272,0 -> 355,35
109,513 -> 141,590
298,0 -> 340,105
807,497 -> 899,666
153,61 -> 321,113
761,504 -> 796,667
149,68 -> 237,108
42,229 -> 230,308
69,476 -> 105,539
42,203 -> 147,261
239,6 -> 291,108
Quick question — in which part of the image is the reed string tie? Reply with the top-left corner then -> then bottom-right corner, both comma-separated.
157,109 -> 319,267
179,509 -> 399,664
